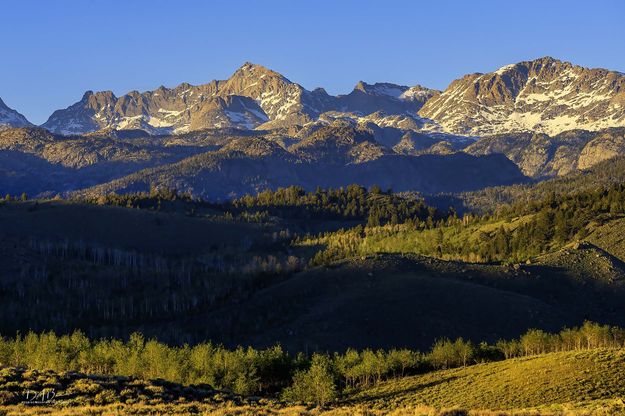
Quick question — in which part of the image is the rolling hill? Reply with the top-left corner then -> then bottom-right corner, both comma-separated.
4,186 -> 625,351
351,348 -> 625,411
181,249 -> 625,351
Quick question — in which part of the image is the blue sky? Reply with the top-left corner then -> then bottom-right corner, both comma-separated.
2,0 -> 624,124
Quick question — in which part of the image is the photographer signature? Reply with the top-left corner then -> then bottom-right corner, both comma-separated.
22,388 -> 61,405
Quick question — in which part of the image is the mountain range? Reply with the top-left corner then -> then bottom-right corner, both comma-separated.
2,57 -> 625,199
37,62 -> 438,135
2,57 -> 624,138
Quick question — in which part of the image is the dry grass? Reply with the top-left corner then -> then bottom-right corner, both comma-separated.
349,349 -> 625,411
3,401 -> 625,416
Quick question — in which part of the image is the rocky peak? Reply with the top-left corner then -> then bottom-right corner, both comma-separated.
82,90 -> 117,111
234,62 -> 287,80
215,62 -> 324,127
335,81 -> 435,117
0,97 -> 32,128
312,87 -> 329,96
225,62 -> 292,93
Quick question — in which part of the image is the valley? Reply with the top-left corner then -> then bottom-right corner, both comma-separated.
3,55 -> 625,415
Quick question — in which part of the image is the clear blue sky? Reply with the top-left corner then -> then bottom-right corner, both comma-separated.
2,0 -> 624,124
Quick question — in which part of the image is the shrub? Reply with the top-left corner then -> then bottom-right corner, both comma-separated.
94,389 -> 118,405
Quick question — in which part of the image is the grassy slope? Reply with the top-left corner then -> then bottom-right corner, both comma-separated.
0,200 -> 307,341
4,200 -> 625,352
587,216 -> 625,263
351,349 -> 625,411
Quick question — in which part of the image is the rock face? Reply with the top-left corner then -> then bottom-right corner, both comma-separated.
465,128 -> 625,178
577,130 -> 625,170
419,57 -> 625,136
0,97 -> 32,128
41,85 -> 270,136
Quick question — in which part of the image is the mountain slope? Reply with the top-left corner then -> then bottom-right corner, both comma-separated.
0,127 -> 202,196
1,124 -> 510,198
448,153 -> 625,214
353,349 -> 625,411
4,196 -> 625,353
0,97 -> 32,128
464,127 -> 625,178
420,57 -> 625,136
73,130 -> 525,200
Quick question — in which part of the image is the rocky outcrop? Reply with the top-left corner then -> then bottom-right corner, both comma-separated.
465,128 -> 625,178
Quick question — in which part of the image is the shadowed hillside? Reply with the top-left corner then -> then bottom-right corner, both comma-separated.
4,185 -> 625,351
180,251 -> 625,351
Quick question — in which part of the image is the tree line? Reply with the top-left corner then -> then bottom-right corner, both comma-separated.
78,184 -> 446,229
1,321 -> 623,406
229,184 -> 441,226
86,186 -> 195,211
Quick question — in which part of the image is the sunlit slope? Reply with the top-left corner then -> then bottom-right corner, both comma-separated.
350,349 -> 625,411
587,216 -> 625,263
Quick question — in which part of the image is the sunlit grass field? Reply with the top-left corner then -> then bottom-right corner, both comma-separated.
350,349 -> 625,411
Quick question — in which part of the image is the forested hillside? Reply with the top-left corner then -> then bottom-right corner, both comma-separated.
449,155 -> 625,214
4,174 -> 625,413
306,181 -> 625,265
2,180 -> 625,351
